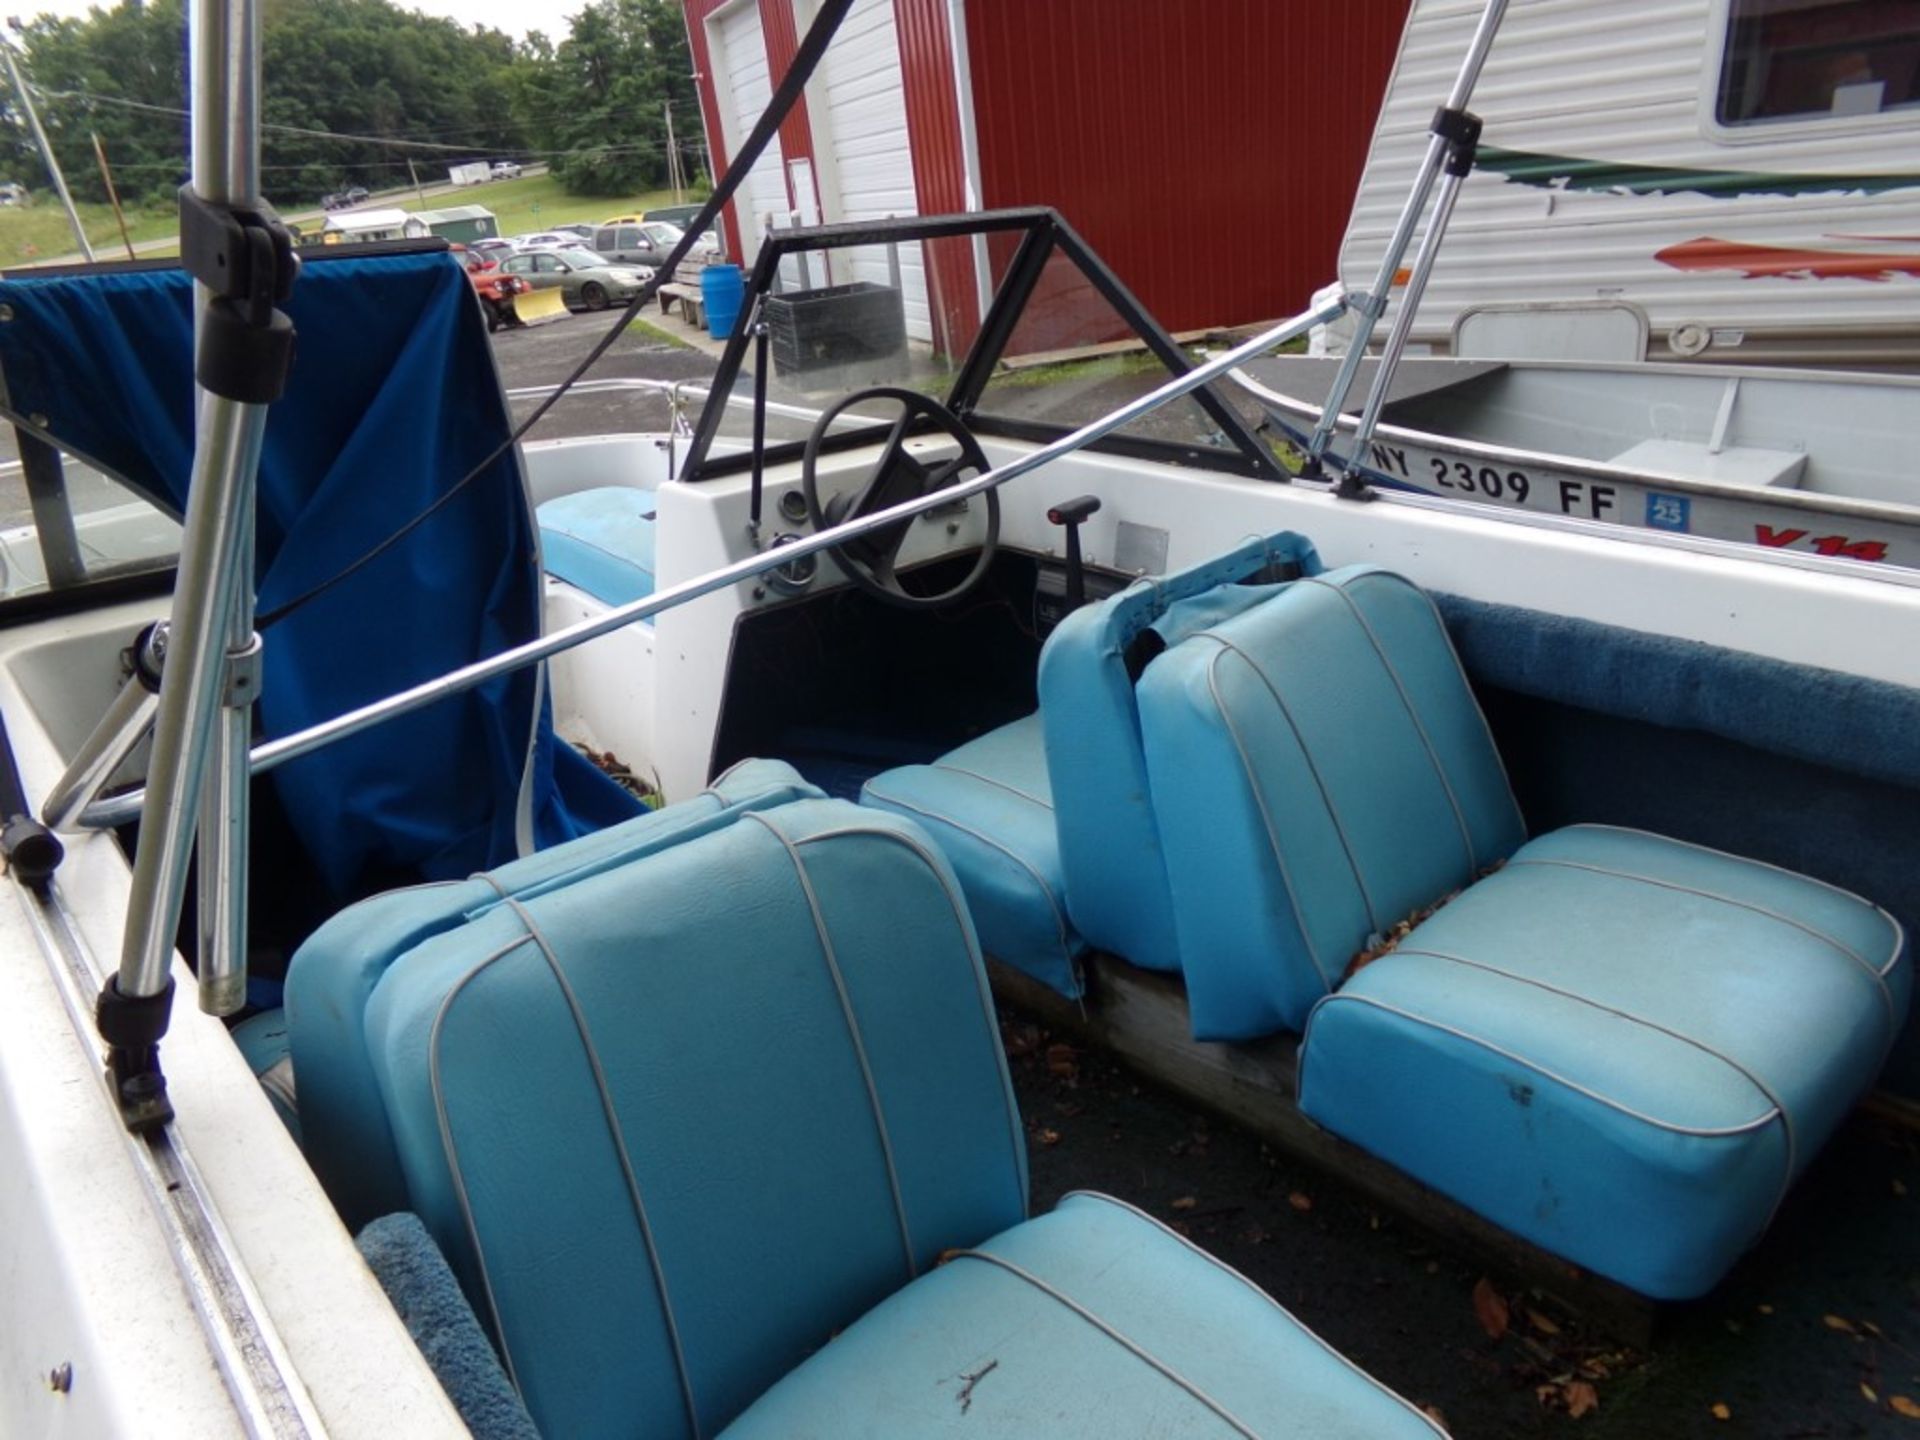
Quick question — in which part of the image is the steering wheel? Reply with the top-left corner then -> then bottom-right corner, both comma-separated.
800,387 -> 999,609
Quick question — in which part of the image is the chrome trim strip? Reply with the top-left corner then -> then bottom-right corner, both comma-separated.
14,873 -> 322,1438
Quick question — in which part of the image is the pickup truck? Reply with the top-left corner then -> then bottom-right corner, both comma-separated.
454,245 -> 529,331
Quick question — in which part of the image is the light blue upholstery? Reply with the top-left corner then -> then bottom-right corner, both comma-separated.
363,800 -> 1029,1438
858,532 -> 1321,992
860,715 -> 1084,995
1138,566 -> 1526,1038
1039,533 -> 1322,973
334,790 -> 1438,1437
536,485 -> 657,607
1138,560 -> 1908,1297
1302,824 -> 1906,1299
724,1192 -> 1445,1439
285,758 -> 821,1229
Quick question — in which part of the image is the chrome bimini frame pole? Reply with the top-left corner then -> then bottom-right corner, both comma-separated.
76,293 -> 1348,831
98,0 -> 295,1132
1306,0 -> 1507,477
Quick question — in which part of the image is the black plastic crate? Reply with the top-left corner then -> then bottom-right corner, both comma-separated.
766,282 -> 907,375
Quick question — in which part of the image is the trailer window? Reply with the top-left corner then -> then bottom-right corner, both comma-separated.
1717,0 -> 1920,124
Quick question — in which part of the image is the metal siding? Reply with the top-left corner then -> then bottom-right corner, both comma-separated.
812,0 -> 934,340
1343,0 -> 1920,357
965,0 -> 1407,334
712,0 -> 794,263
894,0 -> 979,352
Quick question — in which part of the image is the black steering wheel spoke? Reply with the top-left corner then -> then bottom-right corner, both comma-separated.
800,386 -> 1001,610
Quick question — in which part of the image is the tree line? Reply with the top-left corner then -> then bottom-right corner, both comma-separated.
0,0 -> 702,206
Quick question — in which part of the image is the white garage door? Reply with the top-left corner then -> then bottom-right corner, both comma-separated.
811,0 -> 930,342
714,1 -> 791,265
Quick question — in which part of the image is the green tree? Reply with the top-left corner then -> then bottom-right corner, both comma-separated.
522,0 -> 697,198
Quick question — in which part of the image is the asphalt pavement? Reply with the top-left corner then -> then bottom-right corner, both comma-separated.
492,309 -> 718,440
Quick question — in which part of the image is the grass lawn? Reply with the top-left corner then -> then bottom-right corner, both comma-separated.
0,172 -> 704,268
0,196 -> 177,267
438,173 -> 695,239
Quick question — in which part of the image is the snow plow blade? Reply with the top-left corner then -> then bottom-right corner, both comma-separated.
513,287 -> 570,325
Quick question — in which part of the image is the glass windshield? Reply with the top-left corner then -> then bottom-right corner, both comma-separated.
974,247 -> 1248,455
685,213 -> 1274,481
700,235 -> 967,459
0,442 -> 180,602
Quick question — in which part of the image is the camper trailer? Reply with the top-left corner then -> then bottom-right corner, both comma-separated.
1334,0 -> 1920,368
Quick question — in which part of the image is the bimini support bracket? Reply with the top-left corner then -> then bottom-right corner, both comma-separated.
104,0 -> 295,1130
1306,0 -> 1507,500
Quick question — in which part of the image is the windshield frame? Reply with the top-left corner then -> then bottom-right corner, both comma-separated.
678,207 -> 1285,485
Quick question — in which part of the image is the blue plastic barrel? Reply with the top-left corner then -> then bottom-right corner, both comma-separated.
702,264 -> 744,340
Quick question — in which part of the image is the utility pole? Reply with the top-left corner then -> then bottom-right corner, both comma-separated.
407,155 -> 426,207
90,131 -> 135,259
1,38 -> 93,261
664,101 -> 682,201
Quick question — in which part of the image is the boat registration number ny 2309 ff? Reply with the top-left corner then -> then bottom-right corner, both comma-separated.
1364,442 -> 1897,565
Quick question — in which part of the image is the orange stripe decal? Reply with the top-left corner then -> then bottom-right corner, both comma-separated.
1655,236 -> 1920,281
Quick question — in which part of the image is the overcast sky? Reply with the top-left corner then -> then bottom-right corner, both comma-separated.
19,0 -> 588,43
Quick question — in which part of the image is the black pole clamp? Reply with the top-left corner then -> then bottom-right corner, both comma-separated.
97,973 -> 177,1133
178,186 -> 300,406
1430,105 -> 1484,179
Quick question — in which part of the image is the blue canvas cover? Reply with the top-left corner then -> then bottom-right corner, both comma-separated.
0,247 -> 639,897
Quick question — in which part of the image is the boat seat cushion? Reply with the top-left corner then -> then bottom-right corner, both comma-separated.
1138,565 -> 1526,1038
722,1191 -> 1446,1439
537,485 -> 658,607
361,798 -> 1031,1439
857,532 -> 1323,992
859,715 -> 1085,995
1302,823 -> 1906,1299
355,792 -> 1437,1437
1039,531 -> 1323,973
286,757 -> 821,1230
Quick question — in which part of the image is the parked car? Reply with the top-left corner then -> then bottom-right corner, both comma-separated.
499,248 -> 649,311
467,237 -> 517,265
490,160 -> 522,180
513,231 -> 593,252
451,243 -> 528,332
551,222 -> 594,239
589,220 -> 718,272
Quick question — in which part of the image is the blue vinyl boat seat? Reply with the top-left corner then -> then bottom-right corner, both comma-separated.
536,485 -> 658,607
1136,564 -> 1909,1298
281,757 -> 823,1231
298,782 -> 1444,1437
860,532 -> 1322,994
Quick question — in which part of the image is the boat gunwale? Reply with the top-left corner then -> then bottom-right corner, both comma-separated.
1232,362 -> 1920,526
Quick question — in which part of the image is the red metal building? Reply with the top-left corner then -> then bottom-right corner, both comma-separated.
682,0 -> 1408,353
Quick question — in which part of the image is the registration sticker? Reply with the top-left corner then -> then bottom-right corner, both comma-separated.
1646,493 -> 1691,532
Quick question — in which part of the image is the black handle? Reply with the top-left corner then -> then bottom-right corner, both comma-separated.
1046,494 -> 1102,610
0,708 -> 62,894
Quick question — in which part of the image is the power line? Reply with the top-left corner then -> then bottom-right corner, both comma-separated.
31,86 -> 529,153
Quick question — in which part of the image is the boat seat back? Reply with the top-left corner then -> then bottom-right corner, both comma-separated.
537,485 -> 658,607
1039,531 -> 1323,973
1138,565 -> 1527,1037
286,758 -> 823,1231
357,796 -> 1028,1439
